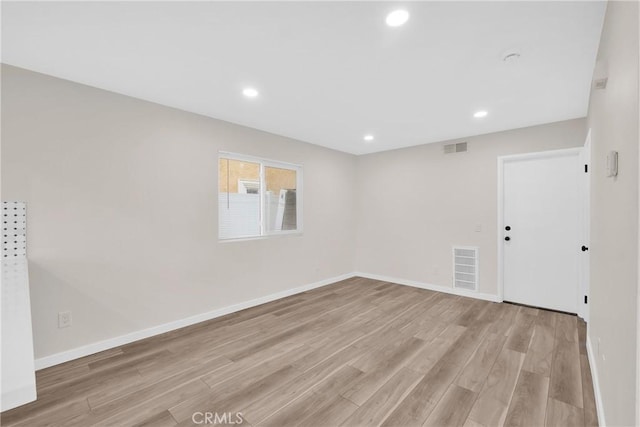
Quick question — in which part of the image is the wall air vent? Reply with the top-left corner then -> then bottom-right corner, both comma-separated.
444,142 -> 468,154
453,246 -> 478,291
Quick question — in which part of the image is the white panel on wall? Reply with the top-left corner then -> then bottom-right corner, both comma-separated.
1,200 -> 36,410
453,246 -> 478,291
3,201 -> 27,258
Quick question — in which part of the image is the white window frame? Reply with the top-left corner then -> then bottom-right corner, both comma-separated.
218,151 -> 303,242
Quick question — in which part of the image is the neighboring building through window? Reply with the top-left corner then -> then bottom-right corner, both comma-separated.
218,153 -> 302,240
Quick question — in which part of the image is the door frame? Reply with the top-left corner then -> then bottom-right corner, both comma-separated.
497,147 -> 587,313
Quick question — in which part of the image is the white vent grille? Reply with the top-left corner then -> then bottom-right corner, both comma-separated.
453,246 -> 478,290
3,202 -> 27,259
444,142 -> 468,154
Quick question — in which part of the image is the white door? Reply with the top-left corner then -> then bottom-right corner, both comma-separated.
501,149 -> 582,313
578,132 -> 591,321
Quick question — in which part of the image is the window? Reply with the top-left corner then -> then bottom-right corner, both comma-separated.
218,152 -> 302,240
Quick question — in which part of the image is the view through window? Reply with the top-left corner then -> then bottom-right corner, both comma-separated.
218,154 -> 302,240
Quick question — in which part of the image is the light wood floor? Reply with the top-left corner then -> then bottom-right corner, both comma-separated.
2,277 -> 598,427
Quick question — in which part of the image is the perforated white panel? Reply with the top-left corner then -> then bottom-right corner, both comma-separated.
2,202 -> 27,259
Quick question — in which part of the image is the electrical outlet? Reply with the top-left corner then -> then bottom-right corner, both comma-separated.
58,311 -> 72,328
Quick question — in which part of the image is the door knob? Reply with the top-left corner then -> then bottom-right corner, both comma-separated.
581,245 -> 589,251
505,236 -> 511,241
505,226 -> 511,231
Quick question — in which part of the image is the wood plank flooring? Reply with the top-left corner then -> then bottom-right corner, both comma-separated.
1,277 -> 598,427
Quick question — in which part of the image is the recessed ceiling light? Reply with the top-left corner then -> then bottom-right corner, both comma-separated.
386,9 -> 409,27
242,87 -> 259,98
473,110 -> 488,118
363,134 -> 375,142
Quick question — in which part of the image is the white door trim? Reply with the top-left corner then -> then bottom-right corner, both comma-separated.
497,147 -> 585,306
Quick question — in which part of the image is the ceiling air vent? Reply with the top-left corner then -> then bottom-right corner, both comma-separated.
444,142 -> 467,154
453,246 -> 478,291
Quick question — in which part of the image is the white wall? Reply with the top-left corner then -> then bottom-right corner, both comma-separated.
355,119 -> 587,296
586,1 -> 639,426
1,65 -> 357,360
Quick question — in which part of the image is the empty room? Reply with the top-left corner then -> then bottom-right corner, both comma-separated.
1,1 -> 638,426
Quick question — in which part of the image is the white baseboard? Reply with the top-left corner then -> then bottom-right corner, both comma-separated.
586,333 -> 607,427
354,271 -> 501,303
34,272 -> 356,370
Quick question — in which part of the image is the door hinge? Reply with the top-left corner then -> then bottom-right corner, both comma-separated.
584,295 -> 588,304
584,164 -> 588,173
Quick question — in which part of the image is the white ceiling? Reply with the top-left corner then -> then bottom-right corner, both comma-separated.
2,1 -> 606,155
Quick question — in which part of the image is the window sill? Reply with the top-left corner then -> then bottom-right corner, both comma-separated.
219,231 -> 303,243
